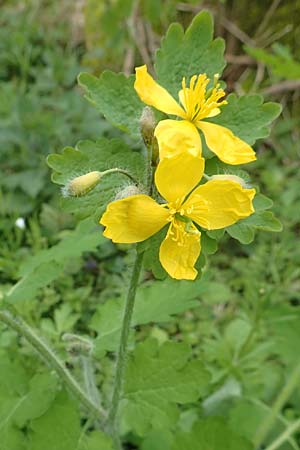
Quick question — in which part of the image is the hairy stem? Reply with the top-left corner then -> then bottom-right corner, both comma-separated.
107,251 -> 144,449
0,310 -> 106,420
102,168 -> 139,184
254,362 -> 300,449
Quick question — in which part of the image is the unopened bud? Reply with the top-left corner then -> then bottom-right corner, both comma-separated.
115,184 -> 142,200
140,107 -> 156,148
63,171 -> 101,197
62,333 -> 93,355
210,174 -> 249,188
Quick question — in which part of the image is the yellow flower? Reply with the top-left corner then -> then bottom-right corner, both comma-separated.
134,65 -> 256,165
100,153 -> 255,280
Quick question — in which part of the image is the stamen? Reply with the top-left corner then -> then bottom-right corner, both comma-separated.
180,73 -> 227,122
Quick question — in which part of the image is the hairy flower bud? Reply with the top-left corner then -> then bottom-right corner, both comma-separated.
63,171 -> 102,197
139,106 -> 156,148
115,185 -> 142,200
209,174 -> 249,188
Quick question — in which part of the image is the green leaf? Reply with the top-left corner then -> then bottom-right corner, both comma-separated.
170,417 -> 253,450
243,211 -> 282,232
227,209 -> 282,244
78,431 -> 113,450
253,193 -> 274,211
14,373 -> 58,427
0,357 -> 58,450
18,218 -> 104,277
29,392 -> 81,450
226,222 -> 255,245
5,261 -> 62,304
47,138 -> 144,220
91,277 -> 210,356
5,218 -> 105,304
226,192 -> 282,244
155,11 -> 225,97
122,339 -> 210,435
78,71 -> 144,138
142,430 -> 173,450
210,93 -> 281,145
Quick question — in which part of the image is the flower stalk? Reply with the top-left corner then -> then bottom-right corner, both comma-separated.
107,250 -> 144,449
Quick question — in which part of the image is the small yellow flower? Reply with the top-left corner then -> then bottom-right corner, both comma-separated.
134,65 -> 256,165
100,154 -> 255,280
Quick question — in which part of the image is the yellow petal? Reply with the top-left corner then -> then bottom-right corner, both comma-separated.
198,121 -> 256,165
155,152 -> 204,204
159,220 -> 201,280
134,65 -> 185,117
154,119 -> 202,159
100,195 -> 169,243
184,180 -> 255,230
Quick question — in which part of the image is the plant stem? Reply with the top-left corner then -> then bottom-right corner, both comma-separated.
0,310 -> 106,420
265,418 -> 300,450
107,250 -> 144,450
102,168 -> 139,184
254,362 -> 300,449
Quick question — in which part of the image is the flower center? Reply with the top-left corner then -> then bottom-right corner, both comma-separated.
165,207 -> 200,247
180,74 -> 227,123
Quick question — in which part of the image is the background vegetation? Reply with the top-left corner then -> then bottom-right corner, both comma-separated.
0,0 -> 300,449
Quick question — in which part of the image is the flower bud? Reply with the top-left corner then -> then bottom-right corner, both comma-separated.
139,106 -> 156,148
115,185 -> 142,200
209,174 -> 249,188
63,171 -> 101,197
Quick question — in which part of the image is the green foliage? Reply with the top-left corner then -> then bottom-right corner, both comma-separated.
91,276 -> 210,356
29,391 -> 112,450
122,339 -> 210,435
78,72 -> 144,139
1,2 -> 296,450
47,139 -> 144,220
4,218 -> 104,304
170,417 -> 253,450
226,193 -> 282,244
155,11 -> 225,97
211,93 -> 282,145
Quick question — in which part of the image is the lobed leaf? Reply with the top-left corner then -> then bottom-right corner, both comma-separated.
155,11 -> 225,97
78,71 -> 144,139
91,276 -> 210,356
210,93 -> 282,145
122,339 -> 210,435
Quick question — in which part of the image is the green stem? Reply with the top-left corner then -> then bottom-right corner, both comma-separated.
265,418 -> 300,450
107,250 -> 144,450
0,310 -> 106,420
102,168 -> 139,184
254,362 -> 300,449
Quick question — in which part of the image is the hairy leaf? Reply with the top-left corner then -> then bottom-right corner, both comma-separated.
210,93 -> 282,145
47,138 -> 144,220
155,11 -> 225,97
78,71 -> 144,139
